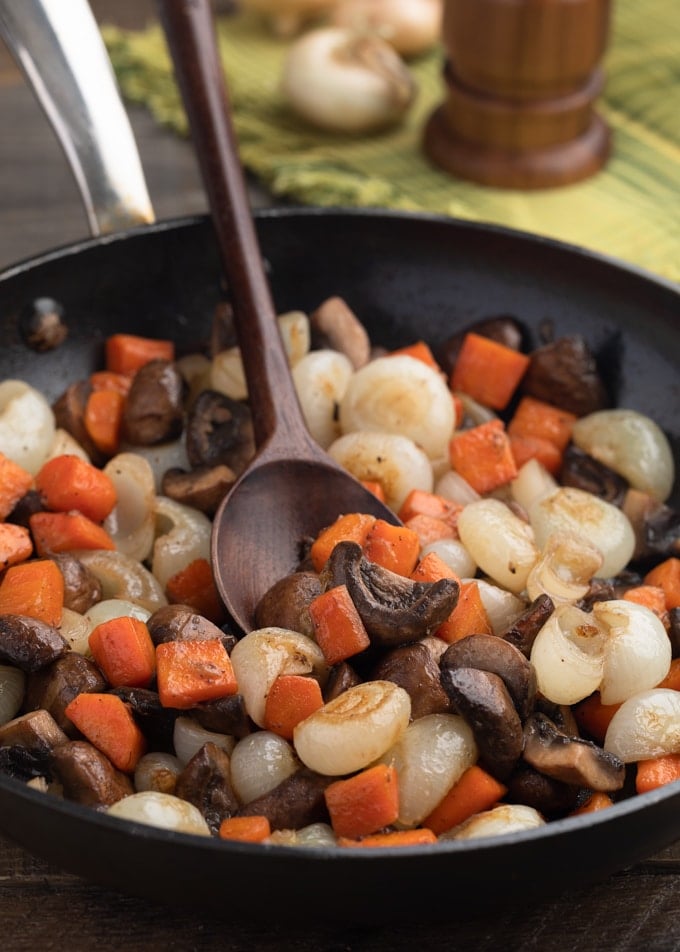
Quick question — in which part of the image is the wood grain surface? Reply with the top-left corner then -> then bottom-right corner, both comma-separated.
2,3 -> 680,950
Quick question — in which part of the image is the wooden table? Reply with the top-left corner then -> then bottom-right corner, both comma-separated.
2,3 -> 680,949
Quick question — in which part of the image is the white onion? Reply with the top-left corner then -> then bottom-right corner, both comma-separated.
328,430 -> 433,511
572,409 -> 675,503
380,714 -> 477,827
473,579 -> 526,635
59,607 -> 92,655
45,428 -> 90,463
604,689 -> 680,762
530,604 -> 607,705
595,600 -> 672,705
173,715 -> 235,766
0,664 -> 26,725
134,752 -> 182,795
107,791 -> 211,836
293,681 -> 411,776
526,532 -> 603,605
230,628 -> 329,728
443,804 -> 545,841
529,487 -> 635,578
457,498 -> 538,594
230,731 -> 298,804
421,538 -> 477,578
340,355 -> 455,461
0,380 -> 55,474
152,496 -> 212,590
103,453 -> 156,561
510,459 -> 559,514
292,349 -> 354,448
434,469 -> 481,506
77,550 -> 167,613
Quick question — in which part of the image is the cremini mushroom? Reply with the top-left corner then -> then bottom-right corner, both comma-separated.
51,740 -> 134,808
0,615 -> 69,672
372,641 -> 451,719
24,653 -> 107,736
122,359 -> 185,446
309,297 -> 371,370
254,571 -> 323,637
235,767 -> 333,831
522,713 -> 625,791
161,464 -> 236,516
186,389 -> 254,475
174,742 -> 239,834
323,540 -> 459,646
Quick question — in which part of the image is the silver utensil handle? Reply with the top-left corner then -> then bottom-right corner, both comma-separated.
0,0 -> 155,235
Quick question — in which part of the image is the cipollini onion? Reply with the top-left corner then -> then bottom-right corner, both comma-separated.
595,600 -> 671,705
230,731 -> 298,804
530,604 -> 607,705
107,791 -> 211,835
330,0 -> 443,59
280,27 -> 416,134
134,752 -> 182,795
457,498 -> 538,594
605,689 -> 680,763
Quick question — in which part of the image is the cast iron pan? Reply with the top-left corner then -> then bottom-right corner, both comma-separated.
1,0 -> 679,927
0,207 -> 679,923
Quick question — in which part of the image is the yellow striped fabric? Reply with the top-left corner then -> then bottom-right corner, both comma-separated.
104,0 -> 680,282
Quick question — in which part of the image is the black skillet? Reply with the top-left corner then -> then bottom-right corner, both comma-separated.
0,0 -> 678,927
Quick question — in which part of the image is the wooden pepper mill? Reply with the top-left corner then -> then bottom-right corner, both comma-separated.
423,0 -> 612,189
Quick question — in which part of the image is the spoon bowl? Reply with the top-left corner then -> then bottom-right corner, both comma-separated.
158,0 -> 400,633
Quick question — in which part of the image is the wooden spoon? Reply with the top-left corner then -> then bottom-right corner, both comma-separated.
158,0 -> 400,634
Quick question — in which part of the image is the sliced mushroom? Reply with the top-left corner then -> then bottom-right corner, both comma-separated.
440,634 -> 536,721
324,541 -> 459,646
501,593 -> 555,657
435,316 -> 524,376
236,767 -> 332,831
161,464 -> 236,516
52,380 -> 103,464
373,642 -> 451,719
322,661 -> 362,702
522,712 -> 625,791
186,389 -> 254,475
53,553 -> 103,614
254,571 -> 323,637
24,653 -> 107,736
520,335 -> 610,417
147,604 -> 236,652
174,741 -> 239,834
506,763 -> 579,818
0,615 -> 69,672
309,296 -> 371,369
123,359 -> 185,446
193,694 -> 251,739
440,666 -> 523,780
51,740 -> 133,807
560,445 -> 628,506
0,709 -> 68,758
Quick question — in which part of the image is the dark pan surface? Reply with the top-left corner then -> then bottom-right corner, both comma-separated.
0,207 -> 678,922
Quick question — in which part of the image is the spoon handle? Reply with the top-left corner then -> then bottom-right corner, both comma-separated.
157,0 -> 309,452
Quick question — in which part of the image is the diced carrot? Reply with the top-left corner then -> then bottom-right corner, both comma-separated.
623,584 -> 668,620
410,550 -> 460,585
448,419 -> 518,495
338,829 -> 437,848
655,658 -> 680,692
105,333 -> 174,376
84,389 -> 126,457
573,692 -> 621,744
404,513 -> 456,548
218,815 -> 271,843
35,454 -> 117,523
636,753 -> 680,794
30,511 -> 116,556
422,765 -> 508,835
165,557 -> 226,626
0,557 -> 64,626
89,370 -> 133,396
156,638 -> 238,709
64,692 -> 146,773
363,519 -> 420,576
507,396 -> 577,453
88,616 -> 156,689
644,558 -> 680,610
398,489 -> 463,532
437,580 -> 492,643
570,792 -> 615,815
0,453 -> 33,520
310,513 -> 377,573
0,523 -> 33,569
324,763 -> 399,839
360,480 -> 386,503
308,583 -> 371,665
263,674 -> 324,740
388,340 -> 441,371
450,333 -> 530,410
509,434 -> 563,476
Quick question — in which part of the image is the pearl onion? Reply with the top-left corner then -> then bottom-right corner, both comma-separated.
292,349 -> 353,448
107,791 -> 211,835
457,498 -> 538,594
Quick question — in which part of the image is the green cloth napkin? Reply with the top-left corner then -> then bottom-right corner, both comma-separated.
104,0 -> 680,283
